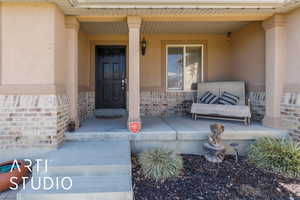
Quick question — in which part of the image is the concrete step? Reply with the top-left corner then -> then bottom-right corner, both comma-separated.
65,131 -> 130,142
34,163 -> 131,177
33,141 -> 131,177
17,175 -> 133,200
18,141 -> 133,200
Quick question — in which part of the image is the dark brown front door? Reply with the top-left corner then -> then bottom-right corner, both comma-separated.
95,46 -> 126,109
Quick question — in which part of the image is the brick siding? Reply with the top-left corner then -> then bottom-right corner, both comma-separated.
249,91 -> 266,121
0,94 -> 69,150
78,91 -> 95,123
281,92 -> 300,141
140,91 -> 196,117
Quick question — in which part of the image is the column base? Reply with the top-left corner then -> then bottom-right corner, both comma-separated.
263,116 -> 284,129
128,119 -> 142,134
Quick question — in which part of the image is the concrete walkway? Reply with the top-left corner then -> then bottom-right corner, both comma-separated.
17,141 -> 132,200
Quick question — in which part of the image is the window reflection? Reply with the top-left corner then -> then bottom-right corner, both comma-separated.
185,46 -> 202,91
167,47 -> 184,90
167,45 -> 202,91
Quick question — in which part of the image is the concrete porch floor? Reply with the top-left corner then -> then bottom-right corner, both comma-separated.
66,116 -> 288,141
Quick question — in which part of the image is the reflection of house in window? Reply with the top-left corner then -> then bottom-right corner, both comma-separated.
167,45 -> 203,91
167,47 -> 184,90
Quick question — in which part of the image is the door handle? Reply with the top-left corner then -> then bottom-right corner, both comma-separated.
121,78 -> 127,91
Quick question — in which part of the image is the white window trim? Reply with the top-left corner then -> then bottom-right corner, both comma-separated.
166,44 -> 204,92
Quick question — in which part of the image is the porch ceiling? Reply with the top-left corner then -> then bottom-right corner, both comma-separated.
80,21 -> 250,34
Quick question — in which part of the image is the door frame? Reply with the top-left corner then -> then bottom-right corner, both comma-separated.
95,45 -> 127,109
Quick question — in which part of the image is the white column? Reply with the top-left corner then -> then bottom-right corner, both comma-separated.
262,15 -> 285,128
65,16 -> 79,127
127,16 -> 142,133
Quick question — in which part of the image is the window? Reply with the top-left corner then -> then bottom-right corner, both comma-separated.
166,45 -> 203,91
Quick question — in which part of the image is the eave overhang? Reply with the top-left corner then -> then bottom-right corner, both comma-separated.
0,0 -> 299,17
69,0 -> 299,10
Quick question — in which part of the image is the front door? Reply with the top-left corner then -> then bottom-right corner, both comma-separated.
95,46 -> 126,109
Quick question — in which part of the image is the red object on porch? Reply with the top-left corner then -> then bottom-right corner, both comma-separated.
128,121 -> 141,134
0,160 -> 29,192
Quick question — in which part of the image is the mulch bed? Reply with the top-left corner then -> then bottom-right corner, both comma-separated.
132,154 -> 300,200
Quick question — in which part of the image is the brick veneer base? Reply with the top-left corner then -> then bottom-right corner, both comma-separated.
79,91 -> 266,118
78,91 -> 95,123
249,91 -> 266,121
0,94 -> 69,150
78,91 -> 196,118
141,90 -> 267,118
140,91 -> 196,117
78,92 -> 88,122
281,92 -> 300,141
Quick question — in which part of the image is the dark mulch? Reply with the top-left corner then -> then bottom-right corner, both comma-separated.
132,154 -> 300,200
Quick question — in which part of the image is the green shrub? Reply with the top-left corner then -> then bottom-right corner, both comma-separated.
139,148 -> 183,180
248,137 -> 300,178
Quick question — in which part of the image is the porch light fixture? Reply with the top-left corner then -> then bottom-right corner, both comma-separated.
226,32 -> 232,41
141,38 -> 147,56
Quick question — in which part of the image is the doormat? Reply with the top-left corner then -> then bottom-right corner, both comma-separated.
95,109 -> 126,119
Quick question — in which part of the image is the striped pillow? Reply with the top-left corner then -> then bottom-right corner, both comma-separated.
199,91 -> 219,104
218,91 -> 240,105
199,91 -> 210,102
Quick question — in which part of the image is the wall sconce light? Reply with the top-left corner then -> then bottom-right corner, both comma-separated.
141,38 -> 147,56
226,32 -> 232,41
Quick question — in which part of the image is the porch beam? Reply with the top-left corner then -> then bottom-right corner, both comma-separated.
127,16 -> 142,133
77,16 -> 127,22
262,15 -> 285,129
77,14 -> 272,22
142,14 -> 273,22
65,16 -> 80,128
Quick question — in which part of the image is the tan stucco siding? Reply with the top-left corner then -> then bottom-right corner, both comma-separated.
0,3 -> 2,81
54,5 -> 68,86
140,34 -> 162,89
1,3 -> 55,85
230,22 -> 265,92
85,33 -> 232,90
284,8 -> 300,92
78,31 -> 90,90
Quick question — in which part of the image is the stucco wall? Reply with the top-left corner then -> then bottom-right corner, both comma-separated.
230,22 -> 265,92
0,3 -> 69,87
78,31 -> 90,90
284,8 -> 300,92
213,10 -> 300,94
54,5 -> 68,86
0,3 -> 2,78
84,33 -> 232,90
1,3 -> 55,85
